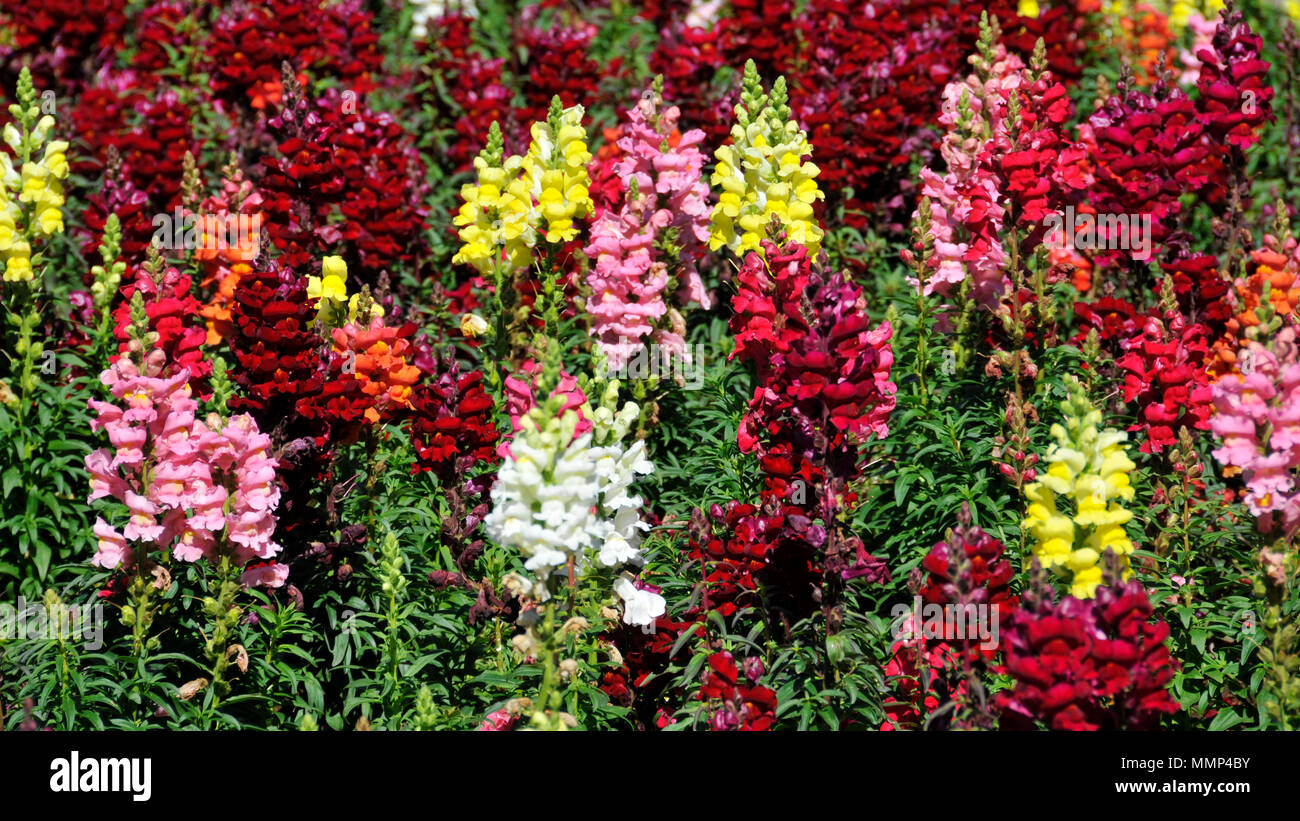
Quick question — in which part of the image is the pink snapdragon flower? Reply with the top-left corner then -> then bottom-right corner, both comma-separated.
502,360 -> 590,446
584,86 -> 712,370
85,353 -> 288,587
913,45 -> 1024,308
1209,324 -> 1300,538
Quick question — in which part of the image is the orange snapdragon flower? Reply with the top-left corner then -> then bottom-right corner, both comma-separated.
331,321 -> 422,424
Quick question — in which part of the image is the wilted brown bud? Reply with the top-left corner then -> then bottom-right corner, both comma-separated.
179,678 -> 209,701
227,644 -> 249,674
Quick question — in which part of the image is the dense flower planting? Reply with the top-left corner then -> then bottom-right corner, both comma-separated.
1,0 -> 1299,734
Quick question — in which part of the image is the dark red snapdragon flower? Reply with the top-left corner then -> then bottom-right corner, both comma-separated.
650,23 -> 728,147
227,260 -> 373,563
1194,7 -> 1274,151
513,15 -> 618,146
1072,296 -> 1142,345
0,0 -> 129,93
996,567 -> 1181,730
406,349 -> 499,488
79,148 -> 157,270
129,1 -> 195,75
882,506 -> 1017,729
698,651 -> 778,731
203,0 -> 382,112
417,14 -> 512,173
259,81 -> 428,279
730,239 -> 896,495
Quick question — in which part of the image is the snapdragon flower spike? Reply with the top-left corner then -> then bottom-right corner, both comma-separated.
996,570 -> 1180,730
0,74 -> 72,283
881,504 -> 1019,729
407,348 -> 500,486
919,513 -> 1020,657
584,84 -> 712,370
78,146 -> 156,268
1022,380 -> 1137,598
1115,310 -> 1215,453
453,102 -> 593,273
191,171 -> 265,345
698,650 -> 778,731
709,60 -> 823,256
227,260 -> 374,561
1084,13 -> 1272,271
484,380 -> 661,629
523,99 -> 594,245
416,12 -> 511,173
1208,240 -> 1300,379
259,85 -> 427,278
111,262 -> 210,388
1209,322 -> 1300,539
330,317 -> 422,425
914,38 -> 1022,306
86,353 -> 286,587
1194,6 -> 1274,151
729,239 -> 896,485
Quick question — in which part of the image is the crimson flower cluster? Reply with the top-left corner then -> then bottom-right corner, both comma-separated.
128,1 -> 193,76
882,510 -> 1016,729
203,0 -> 382,112
79,150 -> 158,270
71,85 -> 206,256
1085,11 -> 1272,273
996,570 -> 1181,730
1115,310 -> 1215,454
698,651 -> 778,731
226,261 -> 371,562
406,349 -> 499,491
514,12 -> 618,143
0,0 -> 128,92
730,240 -> 896,503
111,264 -> 210,390
599,238 -> 898,723
418,14 -> 511,173
258,85 -> 428,279
650,0 -> 1085,230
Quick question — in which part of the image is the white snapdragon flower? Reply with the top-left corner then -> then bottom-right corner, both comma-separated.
486,386 -> 660,631
614,574 -> 666,632
410,0 -> 478,40
485,417 -> 602,594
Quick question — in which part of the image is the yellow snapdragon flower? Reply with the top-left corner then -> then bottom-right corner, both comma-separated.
709,60 -> 824,257
522,101 -> 592,243
307,255 -> 382,327
453,100 -> 593,274
1023,380 -> 1137,598
1,73 -> 70,284
452,147 -> 536,273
